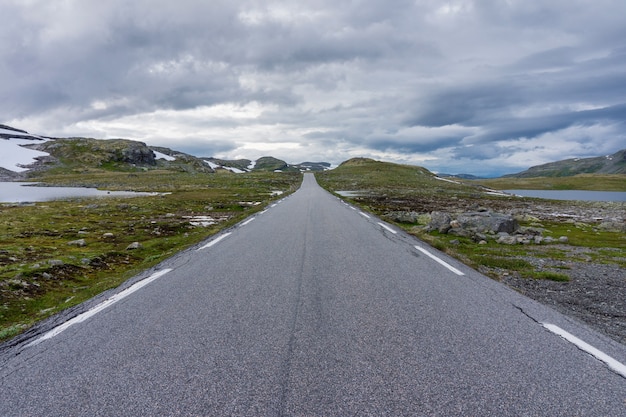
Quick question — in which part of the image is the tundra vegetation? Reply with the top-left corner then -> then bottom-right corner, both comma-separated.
0,167 -> 301,341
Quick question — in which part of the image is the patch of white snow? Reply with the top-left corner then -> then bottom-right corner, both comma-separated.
153,151 -> 175,161
434,176 -> 460,184
204,160 -> 220,169
0,139 -> 50,172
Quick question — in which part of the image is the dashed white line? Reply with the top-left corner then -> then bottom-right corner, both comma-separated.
197,232 -> 232,250
414,245 -> 465,276
241,217 -> 255,226
271,203 -> 278,207
542,323 -> 626,378
359,212 -> 371,219
377,222 -> 398,234
26,269 -> 173,347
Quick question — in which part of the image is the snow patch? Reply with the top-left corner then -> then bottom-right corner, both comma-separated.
0,138 -> 50,172
434,176 -> 460,184
184,215 -> 217,227
153,151 -> 175,161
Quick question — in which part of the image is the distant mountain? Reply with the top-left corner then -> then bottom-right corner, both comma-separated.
437,173 -> 485,180
204,156 -> 331,173
503,149 -> 626,178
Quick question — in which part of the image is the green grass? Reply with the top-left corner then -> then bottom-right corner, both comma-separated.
1,169 -> 302,342
473,174 -> 626,191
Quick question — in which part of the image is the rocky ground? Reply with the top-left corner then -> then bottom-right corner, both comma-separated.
358,193 -> 626,345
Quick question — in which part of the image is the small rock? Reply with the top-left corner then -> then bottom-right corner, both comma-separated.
478,240 -> 488,245
48,259 -> 64,266
534,236 -> 544,244
102,233 -> 115,239
558,236 -> 569,243
450,239 -> 460,245
42,272 -> 53,279
68,239 -> 87,247
126,242 -> 143,250
497,235 -> 518,245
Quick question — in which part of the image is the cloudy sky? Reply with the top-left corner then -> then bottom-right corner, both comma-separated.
2,0 -> 625,176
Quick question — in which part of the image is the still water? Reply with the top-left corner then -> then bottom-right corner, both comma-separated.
0,182 -> 159,203
505,189 -> 626,202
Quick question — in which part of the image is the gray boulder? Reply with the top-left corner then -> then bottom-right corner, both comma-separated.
456,211 -> 518,234
428,211 -> 453,233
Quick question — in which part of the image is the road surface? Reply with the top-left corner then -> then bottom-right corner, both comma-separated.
1,174 -> 625,416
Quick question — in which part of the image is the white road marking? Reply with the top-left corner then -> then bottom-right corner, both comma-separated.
198,232 -> 232,250
414,246 -> 465,276
542,323 -> 626,379
350,207 -> 357,210
241,217 -> 255,226
26,269 -> 173,347
377,222 -> 398,234
359,212 -> 371,219
271,204 -> 278,207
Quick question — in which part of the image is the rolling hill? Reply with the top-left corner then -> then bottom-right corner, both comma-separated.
503,149 -> 625,177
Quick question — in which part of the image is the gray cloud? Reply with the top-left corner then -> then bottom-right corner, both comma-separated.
2,0 -> 625,176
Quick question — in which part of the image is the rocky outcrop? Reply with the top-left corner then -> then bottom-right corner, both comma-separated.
424,210 -> 565,245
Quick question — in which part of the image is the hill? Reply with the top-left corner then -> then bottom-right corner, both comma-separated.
503,149 -> 625,177
1,124 -> 329,177
204,156 -> 330,173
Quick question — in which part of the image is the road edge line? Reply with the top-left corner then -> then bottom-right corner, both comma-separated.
542,323 -> 626,379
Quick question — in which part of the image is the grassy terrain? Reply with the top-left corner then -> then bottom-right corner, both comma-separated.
473,174 -> 626,191
316,158 -> 625,282
1,169 -> 301,341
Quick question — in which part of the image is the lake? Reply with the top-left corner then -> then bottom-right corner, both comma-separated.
0,182 -> 160,203
505,189 -> 626,202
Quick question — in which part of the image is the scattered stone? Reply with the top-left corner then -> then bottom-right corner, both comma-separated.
478,240 -> 488,245
559,236 -> 569,243
42,272 -> 53,279
497,235 -> 518,245
102,232 -> 115,239
598,221 -> 626,233
126,242 -> 143,250
67,239 -> 87,247
48,259 -> 64,266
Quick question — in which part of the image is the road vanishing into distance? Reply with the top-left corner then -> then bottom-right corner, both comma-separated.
1,174 -> 625,416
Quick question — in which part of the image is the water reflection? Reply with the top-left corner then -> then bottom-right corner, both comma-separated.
0,182 -> 160,203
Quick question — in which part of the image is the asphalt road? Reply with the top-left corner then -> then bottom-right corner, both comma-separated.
1,173 -> 625,416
